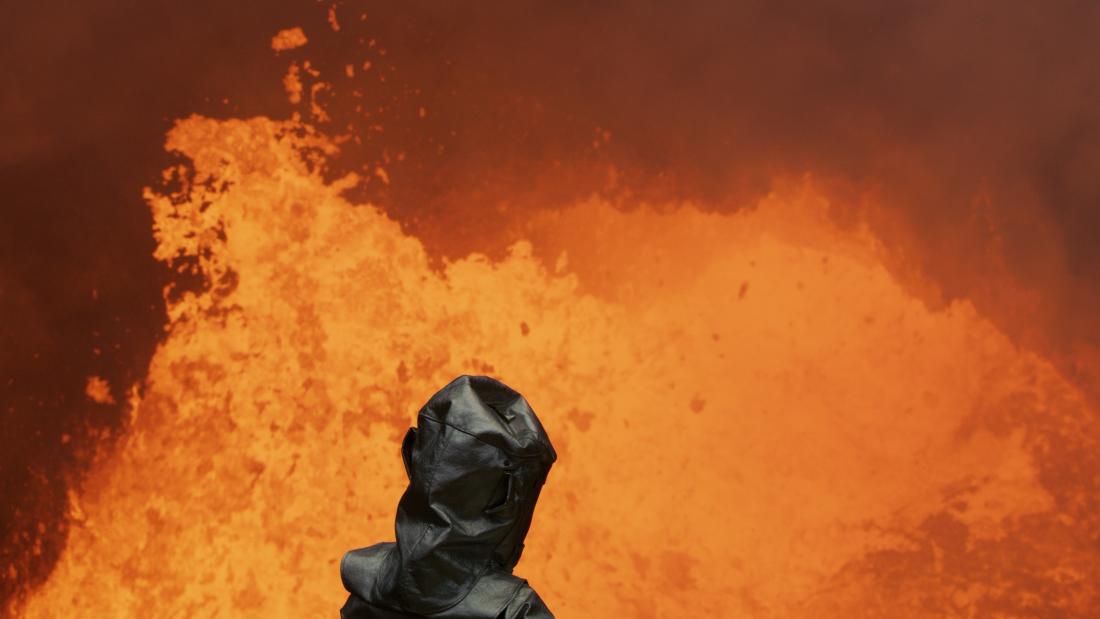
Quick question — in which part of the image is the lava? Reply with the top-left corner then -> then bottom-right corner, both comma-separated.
19,112 -> 1097,617
5,3 -> 1100,616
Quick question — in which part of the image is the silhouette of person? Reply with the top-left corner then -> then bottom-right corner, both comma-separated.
341,375 -> 557,618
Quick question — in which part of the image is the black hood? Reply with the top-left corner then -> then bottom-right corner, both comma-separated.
342,375 -> 557,617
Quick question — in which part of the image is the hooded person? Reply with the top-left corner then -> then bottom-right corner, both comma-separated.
340,375 -> 558,619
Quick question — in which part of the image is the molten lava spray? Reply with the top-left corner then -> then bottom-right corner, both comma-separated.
19,111 -> 1097,617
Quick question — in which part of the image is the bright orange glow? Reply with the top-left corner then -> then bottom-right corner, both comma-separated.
20,112 -> 1093,617
271,27 -> 308,52
84,376 -> 115,405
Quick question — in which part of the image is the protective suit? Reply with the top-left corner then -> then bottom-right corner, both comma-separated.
340,375 -> 557,619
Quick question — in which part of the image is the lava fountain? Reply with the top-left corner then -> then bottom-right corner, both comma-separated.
17,109 -> 1098,618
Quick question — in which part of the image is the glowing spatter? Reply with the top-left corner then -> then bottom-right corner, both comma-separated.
22,114 -> 1092,618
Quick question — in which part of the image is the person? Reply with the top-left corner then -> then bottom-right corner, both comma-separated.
340,375 -> 557,618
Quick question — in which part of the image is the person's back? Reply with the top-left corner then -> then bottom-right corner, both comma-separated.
340,375 -> 557,619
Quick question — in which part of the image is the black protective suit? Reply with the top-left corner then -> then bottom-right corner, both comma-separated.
340,375 -> 557,619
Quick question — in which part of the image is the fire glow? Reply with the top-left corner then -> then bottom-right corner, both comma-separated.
19,109 -> 1094,617
12,8 -> 1100,617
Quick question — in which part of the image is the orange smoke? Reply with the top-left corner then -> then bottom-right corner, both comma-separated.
18,108 -> 1096,617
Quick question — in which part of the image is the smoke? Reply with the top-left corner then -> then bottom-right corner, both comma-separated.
344,0 -> 1100,383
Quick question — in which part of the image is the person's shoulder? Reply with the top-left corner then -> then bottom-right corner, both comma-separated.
499,580 -> 554,619
432,570 -> 554,619
341,542 -> 395,599
471,572 -> 553,619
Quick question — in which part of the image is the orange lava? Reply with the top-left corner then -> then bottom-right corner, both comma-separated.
84,376 -> 115,405
271,27 -> 309,52
21,114 -> 1094,617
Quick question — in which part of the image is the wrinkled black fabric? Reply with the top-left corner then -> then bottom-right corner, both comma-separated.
341,375 -> 557,619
